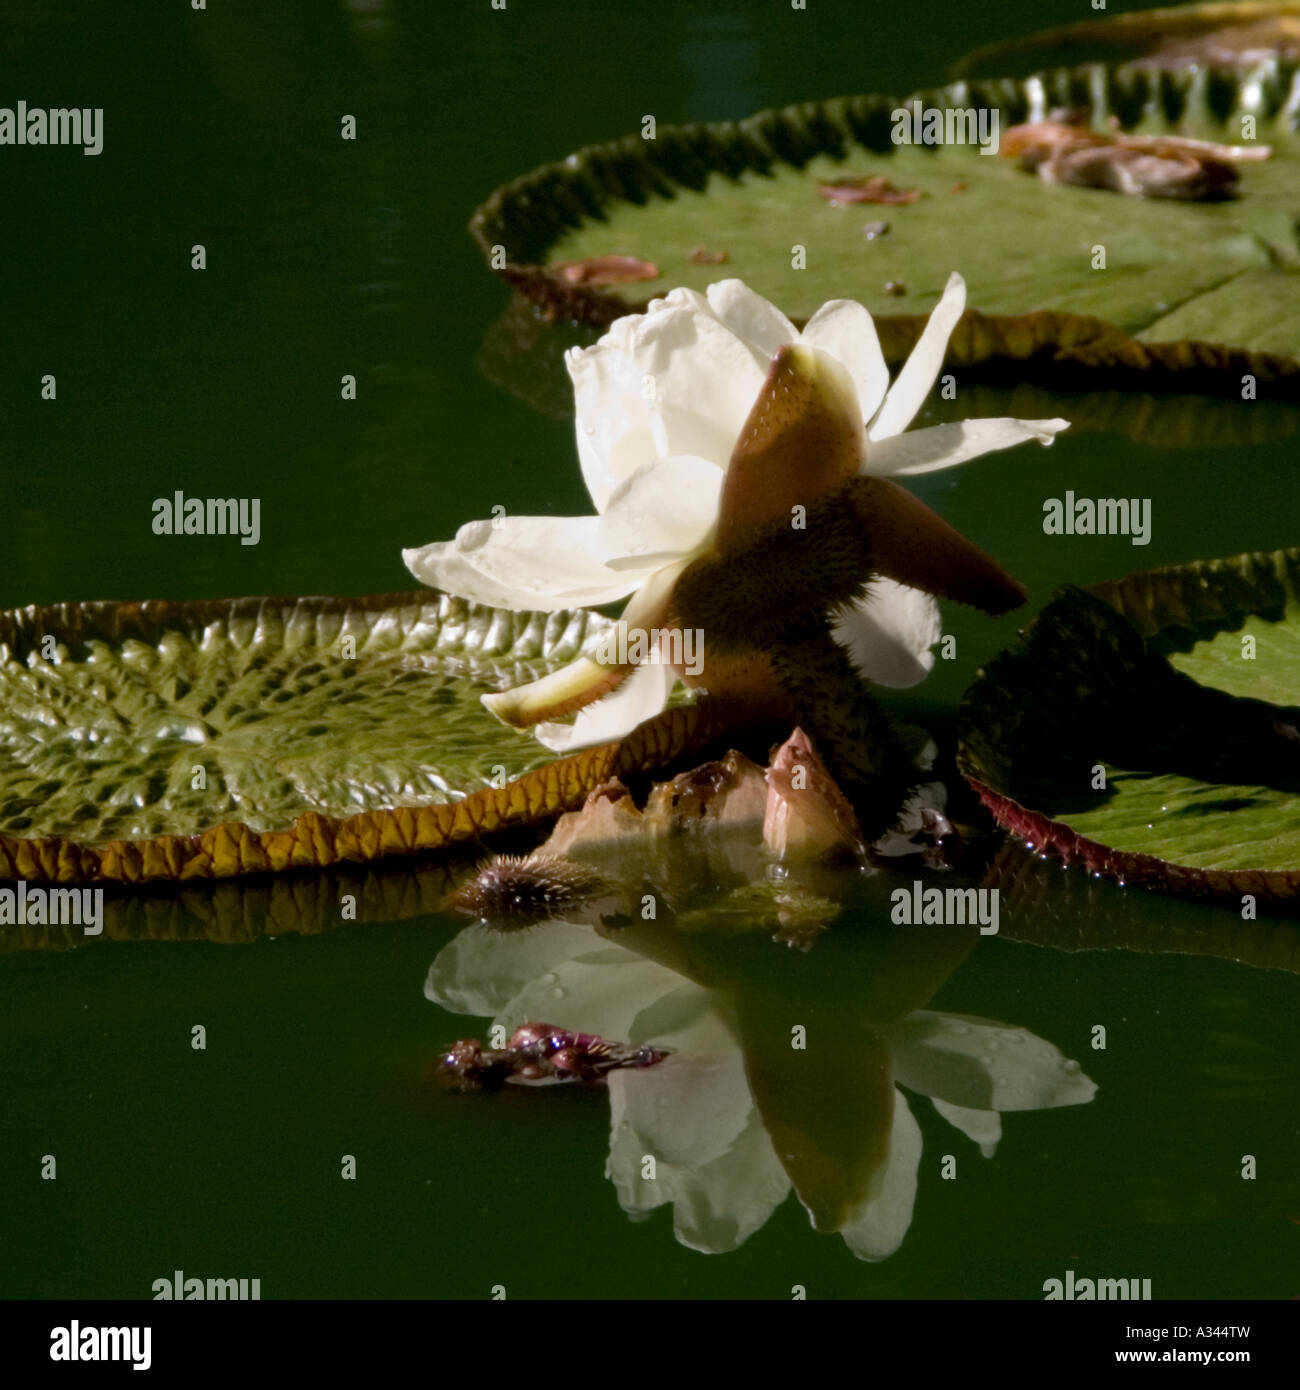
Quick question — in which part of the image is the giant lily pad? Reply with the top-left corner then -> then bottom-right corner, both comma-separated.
473,61 -> 1300,392
958,547 -> 1300,902
0,593 -> 713,885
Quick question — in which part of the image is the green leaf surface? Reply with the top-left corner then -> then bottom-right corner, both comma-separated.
0,592 -> 604,845
474,61 -> 1300,377
542,145 -> 1292,333
1058,767 -> 1300,872
958,548 -> 1300,897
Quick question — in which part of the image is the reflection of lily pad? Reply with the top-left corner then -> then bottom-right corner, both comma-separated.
473,61 -> 1300,390
478,296 -> 1300,444
0,592 -> 694,884
986,839 -> 1300,969
0,858 -> 469,954
958,548 -> 1300,901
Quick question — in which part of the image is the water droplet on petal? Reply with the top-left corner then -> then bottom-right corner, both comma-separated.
547,985 -> 566,1000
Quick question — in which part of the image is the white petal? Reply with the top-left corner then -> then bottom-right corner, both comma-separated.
830,579 -> 941,689
496,955 -> 688,1045
596,454 -> 722,569
568,338 -> 663,512
704,279 -> 799,362
534,658 -> 674,752
800,298 -> 890,426
617,1051 -> 753,1170
569,300 -> 765,511
650,285 -> 714,318
932,1098 -> 1002,1158
864,417 -> 1070,477
566,283 -> 714,506
626,981 -> 740,1055
867,271 -> 967,441
616,554 -> 693,631
889,1010 -> 1100,1113
403,541 -> 553,611
606,1055 -> 791,1254
631,301 -> 768,470
837,1088 -> 922,1262
423,920 -> 617,1018
408,515 -> 649,612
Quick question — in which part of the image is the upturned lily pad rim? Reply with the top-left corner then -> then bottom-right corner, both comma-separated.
470,58 -> 1300,394
0,588 -> 596,667
957,546 -> 1300,903
953,1 -> 1300,81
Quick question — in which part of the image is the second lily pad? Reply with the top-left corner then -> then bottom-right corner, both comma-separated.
958,547 -> 1300,900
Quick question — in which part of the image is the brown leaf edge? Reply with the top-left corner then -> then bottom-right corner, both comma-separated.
1,703 -> 717,886
0,592 -> 716,886
958,546 -> 1300,904
472,61 -> 1300,397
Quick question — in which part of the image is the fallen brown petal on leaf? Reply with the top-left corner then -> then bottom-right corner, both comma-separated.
688,245 -> 729,265
1001,120 -> 1268,199
817,175 -> 923,205
550,255 -> 661,286
1119,132 -> 1272,163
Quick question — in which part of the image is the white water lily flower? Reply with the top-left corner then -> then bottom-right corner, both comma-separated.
404,274 -> 1068,751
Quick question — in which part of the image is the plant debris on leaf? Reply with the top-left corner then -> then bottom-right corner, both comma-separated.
1001,118 -> 1270,200
816,175 -> 923,205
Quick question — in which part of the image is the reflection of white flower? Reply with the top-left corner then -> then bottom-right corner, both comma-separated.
426,920 -> 1097,1260
404,276 -> 1068,751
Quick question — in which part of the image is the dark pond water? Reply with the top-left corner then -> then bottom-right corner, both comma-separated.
2,0 -> 1297,1300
